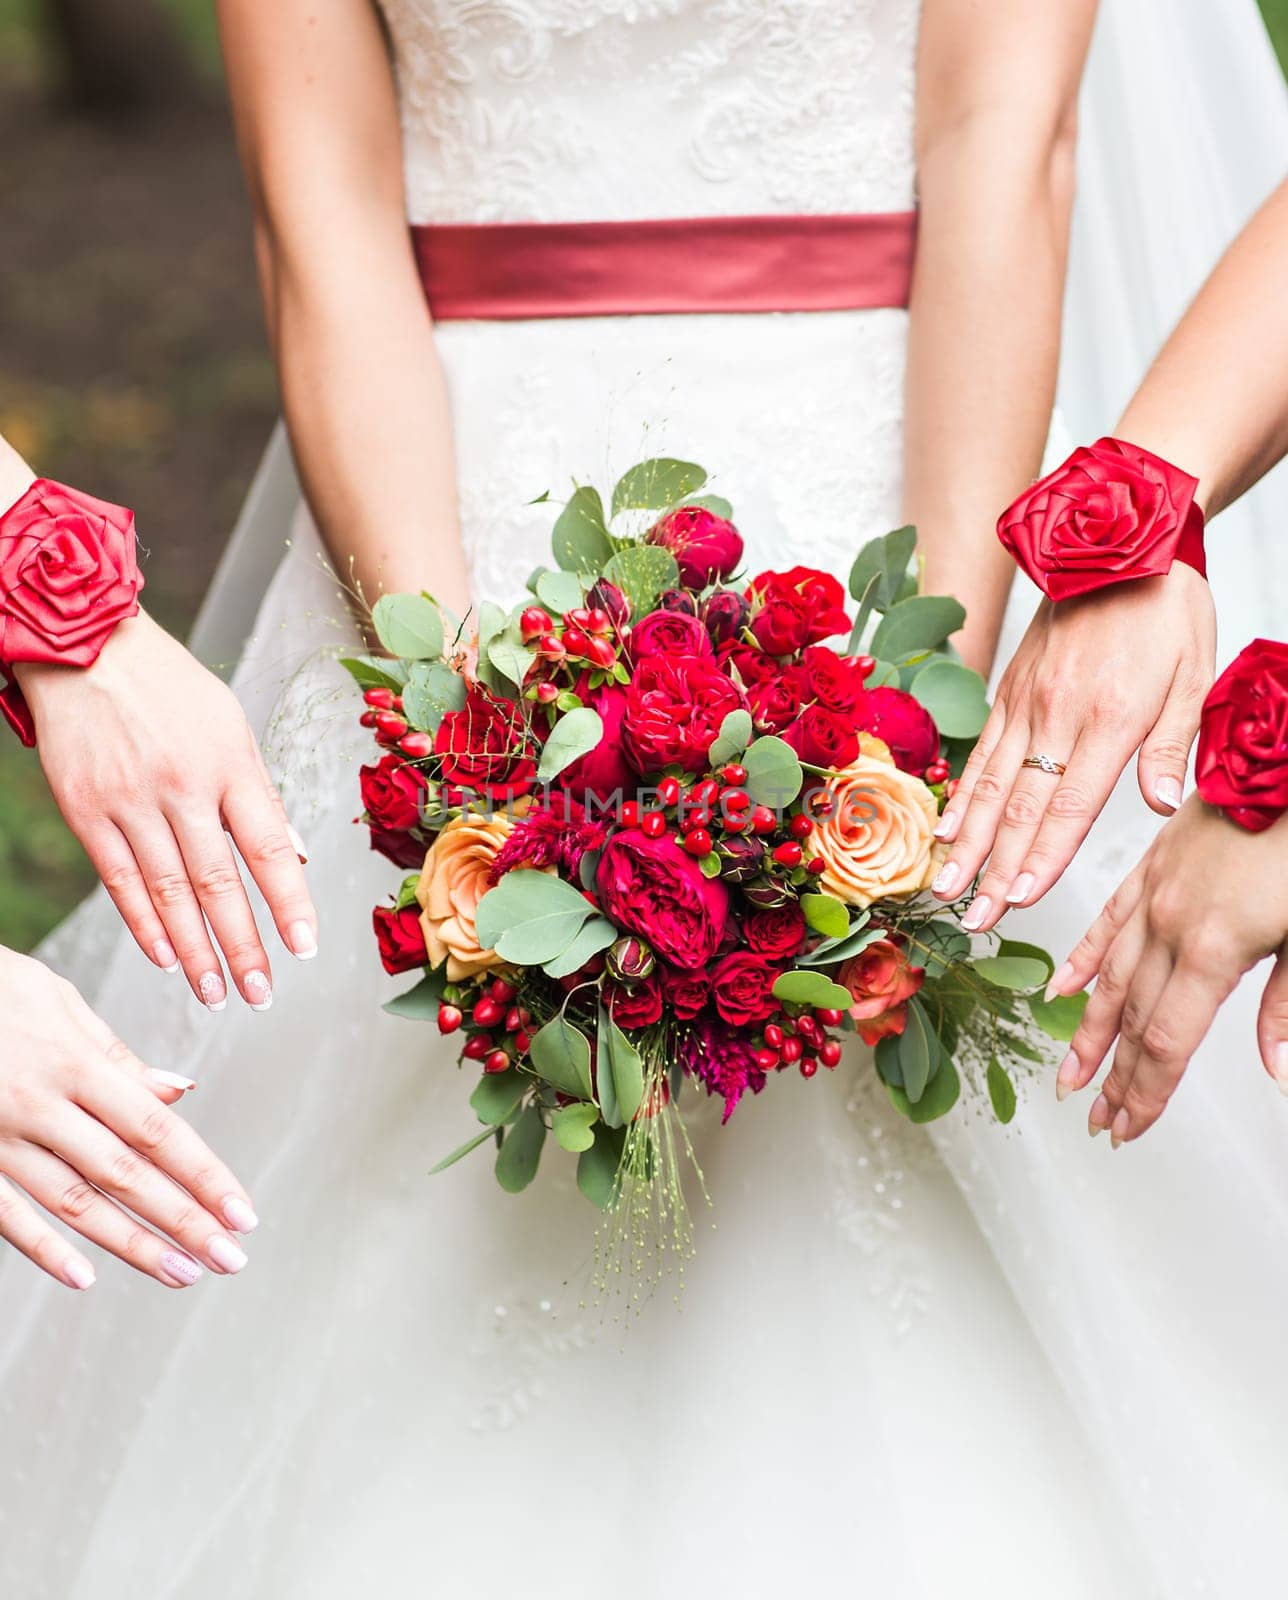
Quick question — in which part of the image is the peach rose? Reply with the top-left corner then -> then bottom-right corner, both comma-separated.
812,735 -> 937,907
838,939 -> 925,1046
416,812 -> 517,980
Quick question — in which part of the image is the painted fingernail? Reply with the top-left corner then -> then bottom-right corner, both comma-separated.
146,1068 -> 197,1094
1110,1107 -> 1130,1149
932,861 -> 961,898
1155,777 -> 1183,812
1274,1041 -> 1288,1095
153,939 -> 180,974
207,1237 -> 248,1274
198,972 -> 226,1013
160,1252 -> 203,1287
1055,1050 -> 1080,1102
287,824 -> 309,865
63,1257 -> 96,1291
962,895 -> 992,932
222,1197 -> 259,1235
243,970 -> 273,1012
288,922 -> 318,961
1088,1093 -> 1111,1136
1006,873 -> 1036,905
934,811 -> 960,842
1044,962 -> 1076,1004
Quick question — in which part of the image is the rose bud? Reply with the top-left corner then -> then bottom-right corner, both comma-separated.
646,505 -> 745,590
606,935 -> 656,983
742,876 -> 795,909
713,834 -> 764,883
657,586 -> 698,616
586,579 -> 631,629
700,589 -> 750,646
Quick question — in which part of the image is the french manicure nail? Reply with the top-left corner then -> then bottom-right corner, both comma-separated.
288,921 -> 318,961
223,1196 -> 259,1234
1055,1049 -> 1080,1102
1155,777 -> 1183,812
1006,873 -> 1036,905
1044,962 -> 1076,1004
1088,1093 -> 1110,1137
63,1257 -> 96,1291
146,1068 -> 197,1094
932,862 -> 960,898
153,939 -> 180,974
962,895 -> 992,932
1274,1041 -> 1288,1096
160,1252 -> 203,1287
934,812 -> 960,842
287,824 -> 309,865
198,972 -> 226,1013
243,970 -> 273,1012
208,1237 -> 248,1274
1110,1108 -> 1130,1149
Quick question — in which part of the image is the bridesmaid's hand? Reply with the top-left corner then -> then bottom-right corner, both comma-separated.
0,947 -> 258,1288
1048,799 -> 1288,1145
15,609 -> 318,1011
929,567 -> 1215,930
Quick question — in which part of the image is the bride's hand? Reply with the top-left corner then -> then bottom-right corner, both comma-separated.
15,610 -> 318,1011
929,566 -> 1215,931
0,947 -> 258,1288
1047,799 -> 1288,1144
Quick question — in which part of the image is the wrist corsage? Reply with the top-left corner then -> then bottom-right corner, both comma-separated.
1195,638 -> 1288,833
997,437 -> 1206,601
0,478 -> 143,746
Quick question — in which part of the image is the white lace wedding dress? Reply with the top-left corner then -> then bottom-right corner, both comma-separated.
3,2 -> 1288,1596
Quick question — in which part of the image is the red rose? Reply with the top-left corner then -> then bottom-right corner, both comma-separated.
997,437 -> 1205,602
604,971 -> 664,1030
622,654 -> 745,775
710,950 -> 784,1026
858,687 -> 940,775
659,963 -> 710,1019
838,940 -> 924,1046
742,901 -> 807,961
628,607 -> 714,665
0,479 -> 143,665
700,589 -> 750,645
802,646 -> 867,715
559,679 -> 635,806
750,663 -> 811,735
1195,639 -> 1288,832
782,704 -> 860,769
747,567 -> 851,655
646,506 -> 745,590
372,905 -> 427,975
435,685 -> 536,801
361,753 -> 427,832
596,829 -> 730,971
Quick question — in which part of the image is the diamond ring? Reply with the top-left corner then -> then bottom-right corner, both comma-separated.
1022,754 -> 1068,777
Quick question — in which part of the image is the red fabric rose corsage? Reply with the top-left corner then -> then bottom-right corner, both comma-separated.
1195,639 -> 1288,833
997,437 -> 1206,602
0,478 -> 143,746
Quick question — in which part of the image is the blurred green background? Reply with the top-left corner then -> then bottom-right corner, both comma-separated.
0,0 -> 1286,953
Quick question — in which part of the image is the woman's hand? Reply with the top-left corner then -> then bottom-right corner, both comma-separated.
929,566 -> 1215,930
0,947 -> 258,1289
15,609 -> 318,1012
1049,799 -> 1288,1145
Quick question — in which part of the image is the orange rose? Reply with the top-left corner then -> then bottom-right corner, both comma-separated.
838,939 -> 925,1045
811,736 -> 937,907
416,813 -> 517,980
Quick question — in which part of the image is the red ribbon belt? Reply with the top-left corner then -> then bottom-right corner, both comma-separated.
411,212 -> 918,321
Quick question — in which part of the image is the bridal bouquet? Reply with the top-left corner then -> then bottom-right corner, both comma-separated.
344,460 -> 1082,1220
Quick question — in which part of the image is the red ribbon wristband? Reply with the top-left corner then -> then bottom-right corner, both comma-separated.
0,478 -> 144,747
1195,639 -> 1288,833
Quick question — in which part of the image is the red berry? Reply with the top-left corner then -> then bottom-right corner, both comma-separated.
640,810 -> 668,839
564,607 -> 592,629
462,1033 -> 493,1060
721,788 -> 751,815
483,1050 -> 511,1075
799,1058 -> 819,1078
537,634 -> 566,662
505,1007 -> 523,1033
819,1039 -> 843,1068
619,800 -> 641,828
780,1035 -> 803,1063
807,857 -> 827,876
399,732 -> 433,759
359,710 -> 378,729
473,996 -> 503,1028
855,654 -> 876,679
363,687 -> 395,709
754,1048 -> 779,1071
681,806 -> 712,833
763,1023 -> 784,1049
436,1003 -> 463,1035
772,840 -> 803,867
391,696 -> 404,711
585,636 -> 616,669
534,681 -> 560,704
374,712 -> 408,740
721,763 -> 748,786
586,607 -> 612,636
513,1030 -> 531,1054
489,978 -> 518,1003
518,1008 -> 532,1027
722,812 -> 751,834
562,626 -> 590,658
789,813 -> 814,839
520,606 -> 553,642
692,778 -> 721,807
683,828 -> 713,858
796,1015 -> 820,1045
815,1007 -> 845,1026
657,776 -> 681,808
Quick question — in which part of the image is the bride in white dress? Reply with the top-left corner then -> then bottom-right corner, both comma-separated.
3,1 -> 1288,1596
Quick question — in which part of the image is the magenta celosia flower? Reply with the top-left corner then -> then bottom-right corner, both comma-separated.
679,1016 -> 767,1122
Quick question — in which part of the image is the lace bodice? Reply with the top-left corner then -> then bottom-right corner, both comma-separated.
374,0 -> 922,223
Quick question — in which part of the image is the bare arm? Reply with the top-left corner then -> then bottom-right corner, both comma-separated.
215,0 -> 470,613
905,0 -> 1098,672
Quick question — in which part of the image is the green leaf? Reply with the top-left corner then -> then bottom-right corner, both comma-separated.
848,525 -> 917,609
887,1056 -> 960,1124
470,1069 -> 528,1126
602,545 -> 680,614
536,706 -> 604,783
552,486 -> 613,573
339,655 -> 408,692
371,593 -> 445,661
798,920 -> 884,967
475,870 -> 593,965
865,659 -> 901,689
381,972 -> 445,1019
476,600 -> 508,657
597,1009 -> 645,1128
394,874 -> 422,912
742,735 -> 803,809
974,954 -> 1049,992
910,920 -> 971,978
577,1124 -> 626,1209
987,1056 -> 1018,1124
997,939 -> 1055,984
682,493 -> 733,519
430,1123 -> 500,1175
1026,990 -> 1088,1042
772,970 -> 854,1009
699,852 -> 722,878
870,596 -> 965,663
552,1102 -> 599,1153
708,708 -> 753,767
402,659 -> 466,732
485,630 -> 533,693
528,1015 -> 594,1099
802,893 -> 849,940
874,1034 -> 903,1087
542,915 -> 618,979
535,569 -> 587,615
909,659 -> 991,739
610,458 -> 707,518
495,1104 -> 546,1193
895,997 -> 937,1104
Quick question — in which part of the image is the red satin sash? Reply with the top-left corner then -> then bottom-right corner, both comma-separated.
411,212 -> 917,321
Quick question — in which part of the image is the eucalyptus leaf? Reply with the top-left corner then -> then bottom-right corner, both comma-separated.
682,493 -> 733,519
485,631 -> 534,693
772,970 -> 854,1009
847,525 -> 917,608
339,655 -> 408,693
798,920 -> 884,967
997,939 -> 1055,984
597,1011 -> 645,1127
495,1104 -> 546,1193
552,485 -> 613,572
874,1035 -> 903,1087
610,457 -> 707,518
528,1015 -> 594,1099
865,659 -> 901,689
476,600 -> 508,658
987,1056 -> 1018,1124
535,569 -> 588,615
402,659 -> 466,731
801,893 -> 849,940
381,972 -> 445,1019
974,954 -> 1049,992
742,735 -> 803,809
1026,990 -> 1088,1042
602,546 -> 680,614
475,870 -> 594,963
552,1102 -> 599,1153
896,998 -> 937,1104
709,708 -> 753,767
577,1124 -> 626,1209
536,707 -> 604,783
909,920 -> 971,978
372,593 -> 445,661
542,916 -> 618,979
887,1056 -> 960,1124
909,659 -> 991,739
870,596 -> 965,663
470,1069 -> 528,1127
430,1123 -> 501,1175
